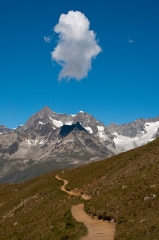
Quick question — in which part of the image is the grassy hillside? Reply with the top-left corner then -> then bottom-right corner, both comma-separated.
0,172 -> 87,240
0,138 -> 159,239
0,158 -> 77,183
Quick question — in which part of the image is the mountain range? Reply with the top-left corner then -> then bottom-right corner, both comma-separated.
0,106 -> 159,182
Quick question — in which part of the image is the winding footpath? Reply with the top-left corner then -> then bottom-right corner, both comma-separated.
55,175 -> 116,240
55,175 -> 91,200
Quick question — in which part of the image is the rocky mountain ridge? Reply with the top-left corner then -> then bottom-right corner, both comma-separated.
0,106 -> 159,182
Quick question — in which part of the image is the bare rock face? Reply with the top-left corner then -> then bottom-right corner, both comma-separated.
155,128 -> 159,138
0,125 -> 11,134
107,120 -> 146,138
0,108 -> 114,182
0,106 -> 159,182
0,141 -> 19,155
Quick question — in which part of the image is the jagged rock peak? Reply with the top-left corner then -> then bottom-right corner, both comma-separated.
0,125 -> 7,128
43,106 -> 51,110
40,106 -> 56,113
38,106 -> 54,114
22,106 -> 54,129
0,125 -> 11,134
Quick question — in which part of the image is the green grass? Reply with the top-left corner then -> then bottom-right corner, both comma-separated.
61,138 -> 159,239
0,173 -> 87,239
0,138 -> 159,239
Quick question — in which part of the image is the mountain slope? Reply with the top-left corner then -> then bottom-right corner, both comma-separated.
0,106 -> 159,182
108,118 -> 159,153
0,121 -> 113,183
0,138 -> 159,239
2,106 -> 159,155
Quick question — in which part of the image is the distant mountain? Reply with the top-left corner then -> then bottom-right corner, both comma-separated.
0,125 -> 11,134
0,106 -> 159,182
108,118 -> 159,153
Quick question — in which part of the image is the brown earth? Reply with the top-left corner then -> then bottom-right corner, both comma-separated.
55,175 -> 116,240
72,204 -> 115,240
55,175 -> 91,200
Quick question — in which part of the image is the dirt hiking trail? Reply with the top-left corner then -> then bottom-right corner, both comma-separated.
55,175 -> 116,240
72,204 -> 115,240
55,175 -> 91,200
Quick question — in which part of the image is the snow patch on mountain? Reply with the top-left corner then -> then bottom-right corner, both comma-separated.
49,117 -> 63,128
113,121 -> 159,152
23,139 -> 38,146
34,140 -> 38,145
39,140 -> 47,145
24,140 -> 32,146
144,121 -> 159,135
65,121 -> 73,125
85,126 -> 93,134
97,126 -> 107,140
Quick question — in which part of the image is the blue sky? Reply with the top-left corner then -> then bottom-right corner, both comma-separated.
0,0 -> 159,128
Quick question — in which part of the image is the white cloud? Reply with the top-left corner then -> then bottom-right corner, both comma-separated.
51,11 -> 102,81
44,36 -> 52,43
127,36 -> 135,44
128,39 -> 135,43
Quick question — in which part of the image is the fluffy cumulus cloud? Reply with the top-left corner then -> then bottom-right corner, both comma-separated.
51,11 -> 102,81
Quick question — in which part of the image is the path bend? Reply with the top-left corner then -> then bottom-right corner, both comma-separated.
55,175 -> 116,240
72,204 -> 115,240
55,175 -> 91,200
